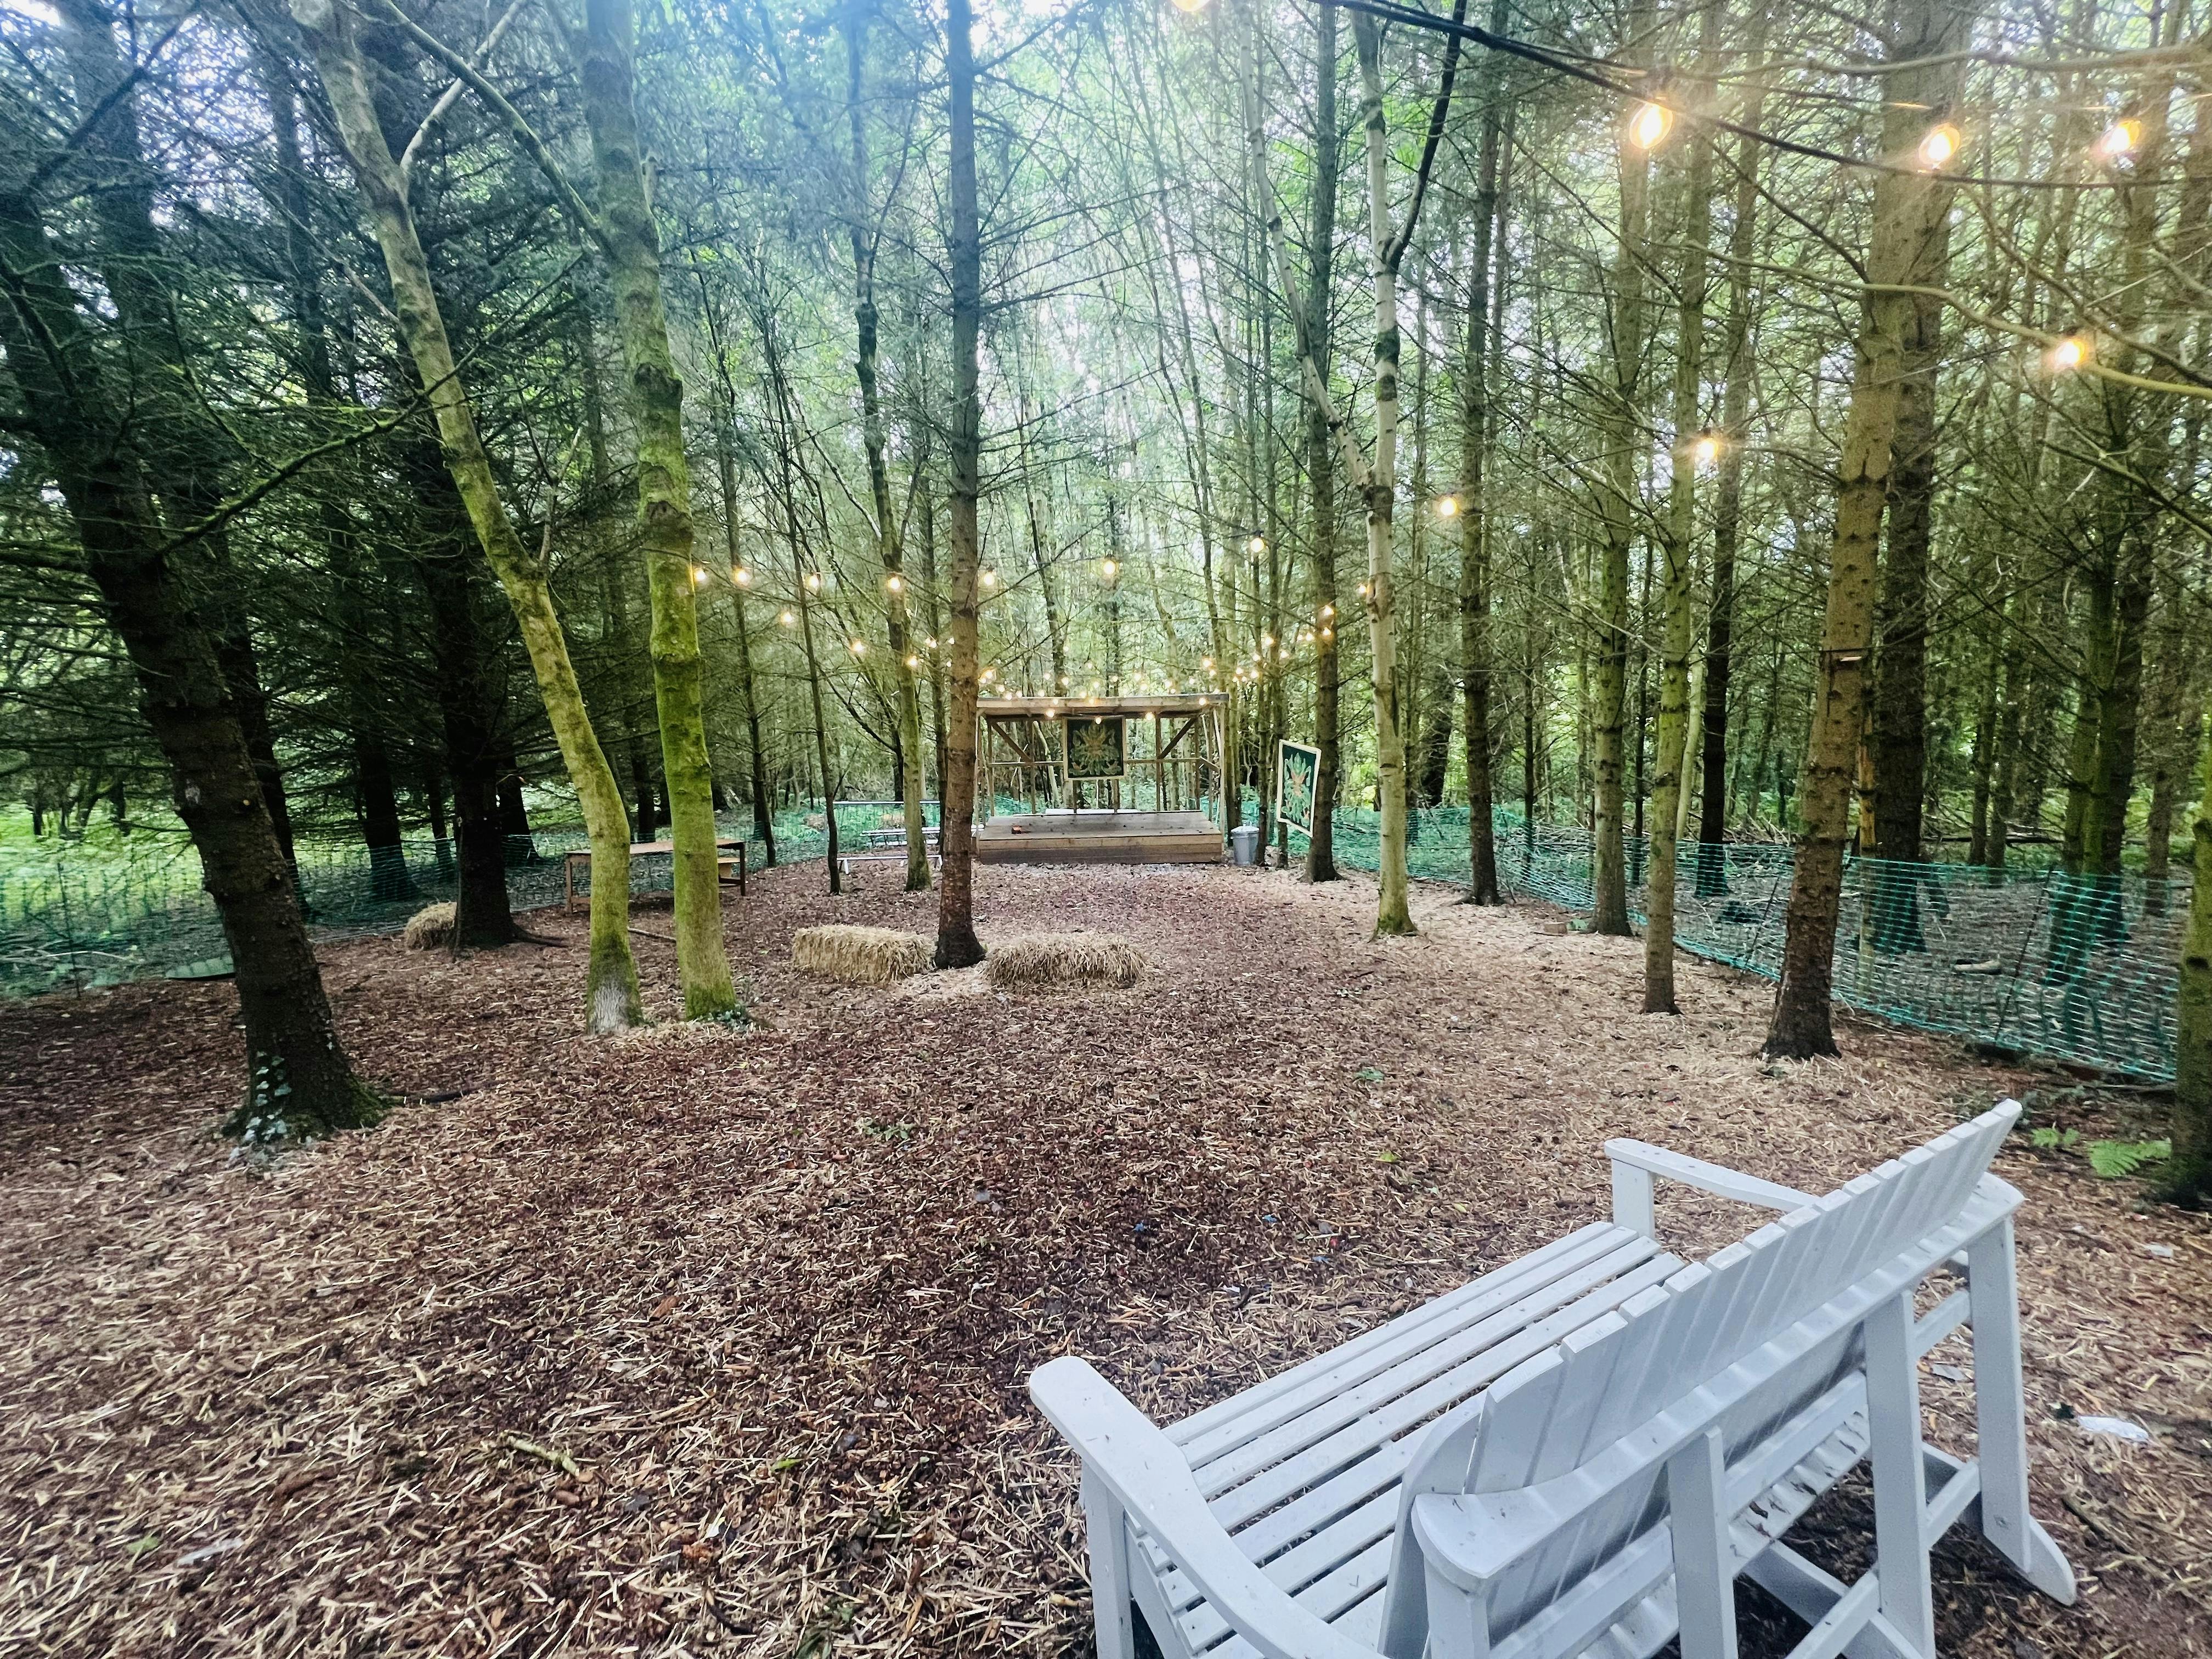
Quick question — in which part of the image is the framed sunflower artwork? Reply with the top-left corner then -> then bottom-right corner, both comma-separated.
1063,716 -> 1126,781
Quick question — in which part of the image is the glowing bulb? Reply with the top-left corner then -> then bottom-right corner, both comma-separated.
1201,656 -> 1214,670
2047,333 -> 2090,374
980,569 -> 996,587
906,654 -> 921,668
925,636 -> 938,648
1627,102 -> 1671,150
1916,123 -> 1960,170
886,574 -> 902,592
1170,0 -> 1209,14
1102,558 -> 1118,578
1691,433 -> 1720,466
1261,634 -> 1274,647
1321,603 -> 1333,619
1249,535 -> 1266,554
1358,582 -> 1371,598
692,566 -> 708,584
1321,627 -> 1333,640
778,609 -> 796,627
849,638 -> 866,655
1435,495 -> 1458,518
2095,120 -> 2138,163
804,571 -> 821,591
733,566 -> 752,586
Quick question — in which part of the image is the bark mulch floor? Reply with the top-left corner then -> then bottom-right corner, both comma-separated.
2,861 -> 2207,1658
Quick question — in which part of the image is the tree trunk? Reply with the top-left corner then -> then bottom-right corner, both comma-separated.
2166,717 -> 2212,1205
1765,0 -> 1965,1058
843,11 -> 930,891
356,731 -> 419,903
577,0 -> 736,1018
296,0 -> 642,1031
935,0 -> 986,968
1459,0 -> 1508,906
1589,2 -> 1653,940
0,184 -> 379,1135
1301,0 -> 1342,885
1645,1 -> 1718,1013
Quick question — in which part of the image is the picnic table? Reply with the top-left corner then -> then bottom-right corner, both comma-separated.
563,838 -> 746,912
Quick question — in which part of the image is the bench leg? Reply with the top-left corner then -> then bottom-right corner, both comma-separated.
1967,1219 -> 2078,1605
1865,1291 -> 1936,1658
1668,1427 -> 1738,1659
1081,1469 -> 1138,1659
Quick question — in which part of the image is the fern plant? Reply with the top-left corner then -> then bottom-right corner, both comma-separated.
2086,1138 -> 2171,1179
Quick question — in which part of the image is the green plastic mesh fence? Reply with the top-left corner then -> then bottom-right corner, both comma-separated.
1,810 -> 828,999
1248,802 -> 2186,1082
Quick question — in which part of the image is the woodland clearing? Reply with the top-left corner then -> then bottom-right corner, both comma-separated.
2,861 -> 2207,1658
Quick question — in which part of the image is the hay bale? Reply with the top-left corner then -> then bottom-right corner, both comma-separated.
879,811 -> 906,830
403,902 -> 456,951
983,933 -> 1149,992
792,924 -> 933,985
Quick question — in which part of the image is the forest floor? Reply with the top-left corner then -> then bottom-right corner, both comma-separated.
2,858 -> 2208,1659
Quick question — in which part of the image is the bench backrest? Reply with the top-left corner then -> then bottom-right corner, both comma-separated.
1383,1102 -> 2019,1654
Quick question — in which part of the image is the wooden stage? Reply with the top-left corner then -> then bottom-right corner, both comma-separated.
973,810 -> 1223,865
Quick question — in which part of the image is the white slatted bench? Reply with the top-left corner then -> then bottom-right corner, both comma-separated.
1031,1100 -> 2074,1659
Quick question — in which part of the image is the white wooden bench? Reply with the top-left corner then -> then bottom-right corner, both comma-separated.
1030,1100 -> 2074,1659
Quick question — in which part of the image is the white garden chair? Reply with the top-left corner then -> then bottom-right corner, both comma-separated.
1031,1099 -> 2074,1659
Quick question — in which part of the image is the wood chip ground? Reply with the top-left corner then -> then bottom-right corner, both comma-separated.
2,861 -> 2207,1657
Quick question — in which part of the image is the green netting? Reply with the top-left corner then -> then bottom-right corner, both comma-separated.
1250,802 -> 2187,1082
0,810 -> 828,999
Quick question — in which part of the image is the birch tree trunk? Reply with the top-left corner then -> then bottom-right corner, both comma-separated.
935,0 -> 986,968
577,0 -> 736,1017
1765,0 -> 1965,1058
294,0 -> 643,1032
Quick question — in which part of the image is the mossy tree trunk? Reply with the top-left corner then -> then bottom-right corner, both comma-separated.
2166,720 -> 2212,1205
577,0 -> 737,1018
295,0 -> 642,1031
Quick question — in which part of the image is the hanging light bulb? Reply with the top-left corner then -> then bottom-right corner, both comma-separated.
1627,101 -> 1671,150
1320,603 -> 1334,619
1201,656 -> 1214,670
1435,495 -> 1459,518
906,654 -> 921,668
692,566 -> 708,584
979,569 -> 997,588
1321,627 -> 1333,641
1358,582 -> 1371,598
1102,558 -> 1118,578
2047,332 -> 2091,374
1916,123 -> 1961,170
849,638 -> 866,656
1691,432 -> 1722,466
733,566 -> 752,586
779,609 -> 797,627
2095,119 -> 2139,164
925,636 -> 938,649
804,571 -> 822,591
1249,535 -> 1266,554
886,574 -> 903,592
1170,0 -> 1210,15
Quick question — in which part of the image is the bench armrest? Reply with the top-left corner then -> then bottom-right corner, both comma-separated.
1029,1357 -> 1376,1659
1605,1139 -> 1819,1235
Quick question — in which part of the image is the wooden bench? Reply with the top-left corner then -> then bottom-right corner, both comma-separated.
562,838 -> 746,912
1031,1100 -> 2073,1659
837,824 -> 943,877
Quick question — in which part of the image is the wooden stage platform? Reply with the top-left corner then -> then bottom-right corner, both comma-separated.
973,810 -> 1223,865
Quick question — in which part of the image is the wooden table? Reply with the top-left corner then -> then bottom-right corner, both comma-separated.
564,838 -> 746,912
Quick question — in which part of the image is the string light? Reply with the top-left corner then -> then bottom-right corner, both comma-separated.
1102,558 -> 1118,578
1691,432 -> 1722,466
804,571 -> 821,591
906,654 -> 921,668
1170,0 -> 1209,14
1358,582 -> 1371,598
1916,123 -> 1960,171
2047,332 -> 2092,374
1321,627 -> 1333,641
849,638 -> 867,656
1201,656 -> 1214,670
1249,535 -> 1266,554
2095,119 -> 2138,164
778,609 -> 797,627
886,574 -> 903,592
925,636 -> 938,648
692,566 -> 708,584
979,569 -> 997,588
733,566 -> 752,586
1320,604 -> 1333,619
1435,495 -> 1459,518
1627,102 -> 1671,150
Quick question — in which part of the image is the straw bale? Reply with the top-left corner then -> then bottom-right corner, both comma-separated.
400,902 -> 456,951
982,931 -> 1149,991
792,923 -> 932,984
